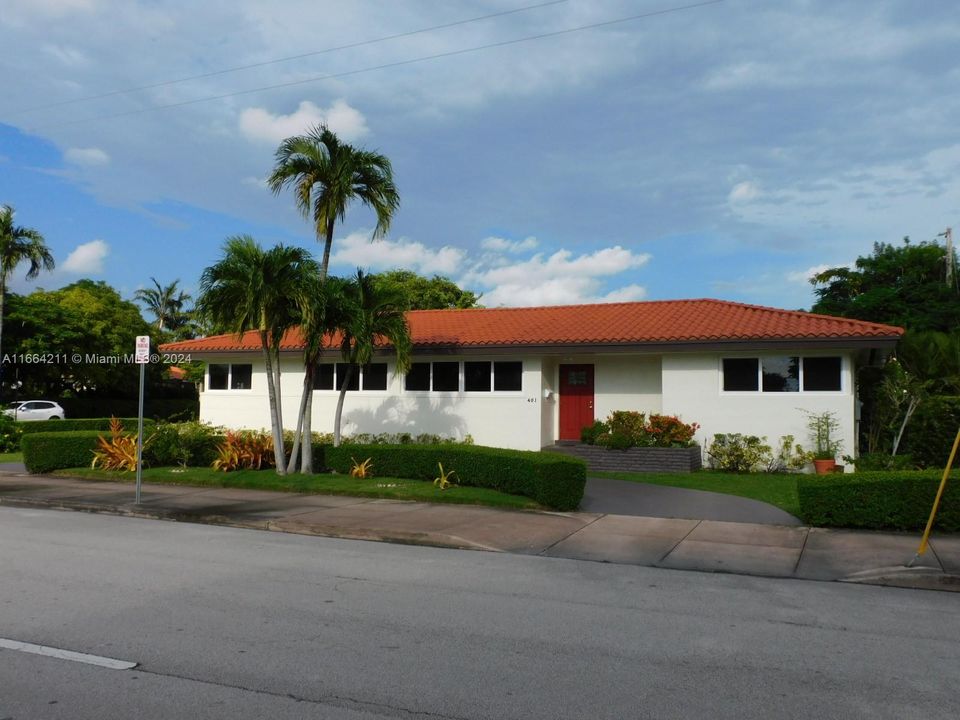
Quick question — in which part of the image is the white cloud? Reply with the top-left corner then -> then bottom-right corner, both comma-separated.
463,246 -> 651,307
239,100 -> 368,144
480,236 -> 539,253
787,263 -> 837,284
330,232 -> 466,276
42,43 -> 88,66
728,181 -> 760,203
64,147 -> 110,166
62,239 -> 109,274
330,233 -> 651,307
729,144 -> 960,243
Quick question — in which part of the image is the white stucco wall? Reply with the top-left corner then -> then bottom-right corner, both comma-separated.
593,355 -> 663,420
199,355 -> 547,451
660,352 -> 856,465
198,349 -> 858,458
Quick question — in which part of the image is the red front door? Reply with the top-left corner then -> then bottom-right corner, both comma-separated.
559,364 -> 595,441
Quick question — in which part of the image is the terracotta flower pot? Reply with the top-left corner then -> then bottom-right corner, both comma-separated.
813,458 -> 837,475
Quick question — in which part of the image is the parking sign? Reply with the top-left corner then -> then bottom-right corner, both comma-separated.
135,335 -> 150,364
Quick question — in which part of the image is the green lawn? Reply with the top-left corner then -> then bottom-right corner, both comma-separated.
592,470 -> 802,517
54,466 -> 542,510
0,451 -> 23,463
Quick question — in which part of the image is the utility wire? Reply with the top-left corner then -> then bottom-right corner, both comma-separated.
11,0 -> 568,116
30,0 -> 725,131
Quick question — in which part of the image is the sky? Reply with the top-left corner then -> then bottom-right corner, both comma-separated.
1,0 -> 958,312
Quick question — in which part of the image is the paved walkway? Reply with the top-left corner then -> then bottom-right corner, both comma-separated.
0,472 -> 957,592
582,477 -> 801,525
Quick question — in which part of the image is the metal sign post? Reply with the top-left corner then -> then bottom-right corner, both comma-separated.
134,335 -> 150,504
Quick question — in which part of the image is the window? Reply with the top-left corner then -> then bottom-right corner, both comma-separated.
208,364 -> 229,390
722,356 -> 842,393
722,358 -> 758,391
432,362 -> 459,391
313,363 -> 387,391
761,356 -> 799,393
803,357 -> 842,391
405,363 -> 430,391
465,361 -> 491,392
208,363 -> 251,391
362,363 -> 387,391
335,363 -> 360,391
494,361 -> 522,391
313,364 -> 334,390
230,364 -> 252,390
403,360 -> 523,394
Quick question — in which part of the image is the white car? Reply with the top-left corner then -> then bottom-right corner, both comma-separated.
4,401 -> 66,421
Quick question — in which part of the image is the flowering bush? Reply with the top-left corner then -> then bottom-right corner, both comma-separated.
583,411 -> 700,449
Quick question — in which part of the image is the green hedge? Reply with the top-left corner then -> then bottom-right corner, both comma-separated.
322,444 -> 586,511
798,471 -> 960,532
58,397 -> 198,421
19,418 -> 156,435
22,431 -> 106,474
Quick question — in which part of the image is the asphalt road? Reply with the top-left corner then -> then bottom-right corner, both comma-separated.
1,507 -> 958,720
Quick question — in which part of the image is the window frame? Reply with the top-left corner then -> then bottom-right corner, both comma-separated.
402,359 -> 525,396
206,362 -> 253,392
720,354 -> 845,394
311,362 -> 390,393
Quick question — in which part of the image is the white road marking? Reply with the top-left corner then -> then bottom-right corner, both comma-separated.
0,638 -> 137,670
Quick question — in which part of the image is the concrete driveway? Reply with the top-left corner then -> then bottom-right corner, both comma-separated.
581,476 -> 801,525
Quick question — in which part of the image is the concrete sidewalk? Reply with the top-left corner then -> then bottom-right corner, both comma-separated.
1,472 -> 957,592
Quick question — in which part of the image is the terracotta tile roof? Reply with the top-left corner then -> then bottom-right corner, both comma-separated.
160,299 -> 904,353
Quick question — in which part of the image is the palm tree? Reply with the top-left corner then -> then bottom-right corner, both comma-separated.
134,277 -> 192,332
267,124 -> 399,279
0,205 -> 55,389
333,270 -> 412,447
196,236 -> 318,474
285,275 -> 347,473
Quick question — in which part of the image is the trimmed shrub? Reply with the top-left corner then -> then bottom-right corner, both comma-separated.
0,413 -> 23,452
580,420 -> 607,445
144,421 -> 223,467
707,433 -> 772,472
22,431 -> 109,473
19,418 -> 156,435
323,444 -> 586,511
797,470 -> 960,531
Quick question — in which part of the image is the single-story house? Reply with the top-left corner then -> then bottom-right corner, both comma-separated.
160,299 -> 903,458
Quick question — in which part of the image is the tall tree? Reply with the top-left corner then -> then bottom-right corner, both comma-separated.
811,237 -> 959,331
134,277 -> 192,332
0,205 -> 55,390
371,270 -> 480,310
267,124 -> 399,279
333,270 -> 412,447
197,236 -> 318,474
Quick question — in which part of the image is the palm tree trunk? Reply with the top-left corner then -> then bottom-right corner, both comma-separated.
286,364 -> 314,473
301,385 -> 314,474
260,332 -> 286,475
333,362 -> 355,447
320,221 -> 335,281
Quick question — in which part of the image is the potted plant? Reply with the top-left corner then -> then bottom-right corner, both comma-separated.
803,410 -> 842,474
